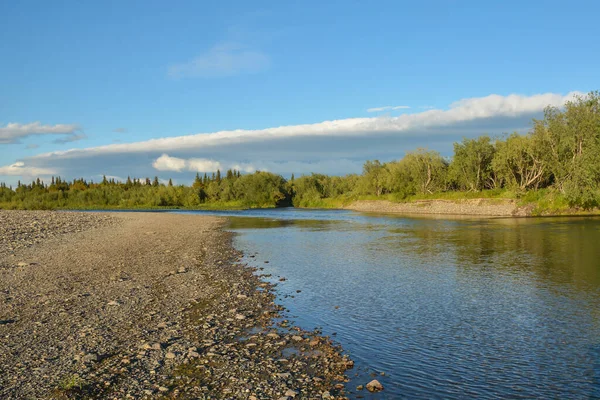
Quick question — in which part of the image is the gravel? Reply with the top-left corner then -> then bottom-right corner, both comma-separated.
0,211 -> 351,399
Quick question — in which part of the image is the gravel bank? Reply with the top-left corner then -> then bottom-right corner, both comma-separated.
0,210 -> 116,259
345,199 -> 532,217
0,211 -> 350,399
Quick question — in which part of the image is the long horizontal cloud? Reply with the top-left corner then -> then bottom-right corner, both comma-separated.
0,122 -> 83,144
0,91 -> 583,184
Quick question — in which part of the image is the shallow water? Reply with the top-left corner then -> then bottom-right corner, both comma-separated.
175,208 -> 600,399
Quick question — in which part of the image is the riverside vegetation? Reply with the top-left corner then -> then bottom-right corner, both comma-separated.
1,92 -> 599,215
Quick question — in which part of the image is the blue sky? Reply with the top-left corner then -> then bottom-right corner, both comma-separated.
1,0 -> 598,185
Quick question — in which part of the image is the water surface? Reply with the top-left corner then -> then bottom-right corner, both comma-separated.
176,208 -> 600,399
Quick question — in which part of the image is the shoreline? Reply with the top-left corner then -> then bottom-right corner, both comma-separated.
343,198 -> 531,217
0,211 -> 351,399
342,198 -> 600,218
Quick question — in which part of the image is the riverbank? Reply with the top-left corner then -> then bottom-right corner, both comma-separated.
343,198 -> 532,217
0,211 -> 351,399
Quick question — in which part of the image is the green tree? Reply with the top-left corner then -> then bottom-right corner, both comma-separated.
492,133 -> 548,191
449,136 -> 496,191
532,91 -> 600,206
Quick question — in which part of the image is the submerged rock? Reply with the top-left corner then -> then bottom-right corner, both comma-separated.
366,379 -> 384,392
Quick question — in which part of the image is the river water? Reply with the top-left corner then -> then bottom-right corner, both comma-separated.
176,208 -> 600,399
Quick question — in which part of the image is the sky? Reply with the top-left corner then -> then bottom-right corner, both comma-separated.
1,0 -> 599,186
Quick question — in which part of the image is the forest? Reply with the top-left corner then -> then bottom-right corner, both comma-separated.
1,91 -> 599,211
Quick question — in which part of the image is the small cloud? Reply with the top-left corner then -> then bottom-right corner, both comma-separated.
152,154 -> 251,173
26,143 -> 40,149
420,105 -> 435,110
168,42 -> 270,79
0,122 -> 81,144
52,133 -> 87,144
187,158 -> 223,173
0,161 -> 56,176
153,154 -> 187,172
367,105 -> 411,113
113,128 -> 128,133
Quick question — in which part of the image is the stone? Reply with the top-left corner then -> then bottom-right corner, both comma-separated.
356,385 -> 364,390
235,314 -> 246,320
107,300 -> 119,306
366,379 -> 384,392
292,335 -> 303,342
284,389 -> 298,397
17,262 -> 29,267
165,352 -> 176,359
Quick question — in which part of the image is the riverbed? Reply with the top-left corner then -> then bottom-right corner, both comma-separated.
176,208 -> 600,399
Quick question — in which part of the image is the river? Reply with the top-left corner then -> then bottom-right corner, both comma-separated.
175,208 -> 600,399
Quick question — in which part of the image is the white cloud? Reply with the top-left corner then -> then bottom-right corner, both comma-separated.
152,154 -> 187,172
0,161 -> 56,177
168,42 -> 270,78
0,122 -> 82,144
0,91 -> 584,184
187,158 -> 223,172
29,91 -> 580,162
152,154 -> 223,173
367,105 -> 411,112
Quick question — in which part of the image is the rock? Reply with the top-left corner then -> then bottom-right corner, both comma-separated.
158,386 -> 169,392
165,352 -> 176,359
107,300 -> 119,306
284,389 -> 298,397
292,335 -> 303,342
157,322 -> 168,329
17,262 -> 29,267
366,379 -> 384,392
356,385 -> 364,390
235,314 -> 246,320
151,343 -> 163,350
82,353 -> 98,363
177,267 -> 187,273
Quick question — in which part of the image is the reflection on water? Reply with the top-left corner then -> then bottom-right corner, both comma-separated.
177,209 -> 600,399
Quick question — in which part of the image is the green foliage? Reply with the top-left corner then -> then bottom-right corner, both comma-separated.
532,91 -> 600,207
492,133 -> 548,191
449,136 -> 496,191
0,170 -> 288,210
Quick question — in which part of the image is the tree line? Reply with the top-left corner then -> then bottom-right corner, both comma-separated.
1,91 -> 599,210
